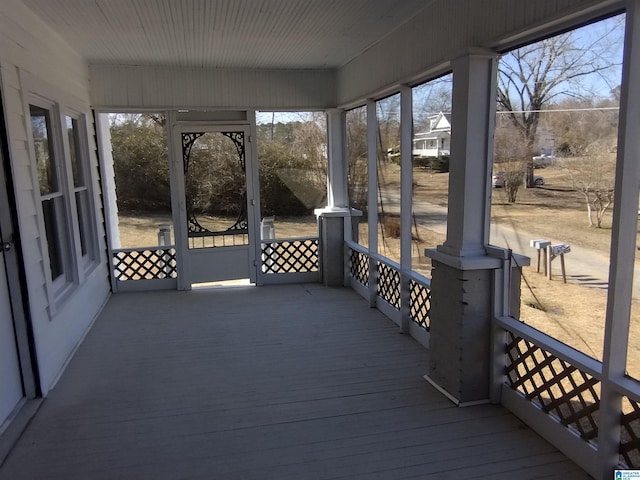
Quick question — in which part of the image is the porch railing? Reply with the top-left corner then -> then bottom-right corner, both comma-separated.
346,240 -> 431,346
259,236 -> 320,284
111,246 -> 178,292
112,246 -> 177,281
494,280 -> 640,476
260,237 -> 319,274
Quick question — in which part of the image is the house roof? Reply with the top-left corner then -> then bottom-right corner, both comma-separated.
414,112 -> 451,139
20,0 -> 434,69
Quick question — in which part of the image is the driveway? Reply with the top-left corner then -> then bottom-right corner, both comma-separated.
381,189 -> 639,299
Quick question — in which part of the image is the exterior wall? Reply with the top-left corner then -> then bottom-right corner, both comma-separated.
89,65 -> 336,110
337,0 -> 624,105
0,0 -> 110,395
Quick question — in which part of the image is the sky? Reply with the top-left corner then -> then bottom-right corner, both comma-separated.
256,13 -> 626,124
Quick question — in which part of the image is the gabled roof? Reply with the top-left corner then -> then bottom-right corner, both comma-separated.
429,112 -> 451,132
415,112 -> 451,139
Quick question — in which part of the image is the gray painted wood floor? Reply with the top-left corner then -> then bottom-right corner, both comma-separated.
0,284 -> 590,479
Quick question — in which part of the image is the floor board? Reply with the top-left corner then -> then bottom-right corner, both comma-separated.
0,284 -> 590,479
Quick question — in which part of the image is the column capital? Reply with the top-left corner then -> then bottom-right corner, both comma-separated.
451,47 -> 498,62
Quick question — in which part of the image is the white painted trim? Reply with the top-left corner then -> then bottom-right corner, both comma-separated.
247,111 -> 261,286
114,278 -> 177,292
366,100 -> 378,308
495,314 -> 603,379
598,1 -> 640,475
399,85 -> 413,334
169,121 -> 256,288
423,374 -> 460,405
501,386 -> 599,478
259,272 -> 320,285
0,83 -> 37,400
326,110 -> 348,209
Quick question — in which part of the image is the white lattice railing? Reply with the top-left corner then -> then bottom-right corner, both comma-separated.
112,246 -> 177,281
346,240 -> 431,333
260,237 -> 319,274
495,313 -> 640,474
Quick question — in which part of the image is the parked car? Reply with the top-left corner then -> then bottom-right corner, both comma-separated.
492,171 -> 544,188
532,154 -> 555,168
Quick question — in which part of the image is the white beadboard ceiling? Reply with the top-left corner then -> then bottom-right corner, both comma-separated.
21,0 -> 434,69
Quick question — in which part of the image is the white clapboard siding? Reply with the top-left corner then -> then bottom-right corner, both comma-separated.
0,0 -> 110,394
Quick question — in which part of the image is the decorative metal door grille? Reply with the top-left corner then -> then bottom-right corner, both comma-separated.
505,332 -> 600,442
409,279 -> 431,330
261,239 -> 319,273
182,131 -> 249,248
621,395 -> 640,468
349,249 -> 369,286
377,262 -> 400,309
113,248 -> 177,281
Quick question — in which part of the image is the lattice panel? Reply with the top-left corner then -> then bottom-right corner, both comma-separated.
113,248 -> 177,281
349,249 -> 369,286
377,262 -> 400,309
621,396 -> 640,468
409,280 -> 431,330
261,239 -> 318,274
505,332 -> 600,441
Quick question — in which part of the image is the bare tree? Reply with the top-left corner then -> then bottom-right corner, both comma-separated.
413,74 -> 453,131
494,121 -> 527,202
346,106 -> 368,211
542,96 -> 619,156
497,15 -> 623,188
564,144 -> 616,228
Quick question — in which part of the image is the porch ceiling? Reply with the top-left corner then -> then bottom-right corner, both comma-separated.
21,0 -> 433,69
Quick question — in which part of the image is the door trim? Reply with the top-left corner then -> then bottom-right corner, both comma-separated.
168,111 -> 260,288
0,79 -> 39,400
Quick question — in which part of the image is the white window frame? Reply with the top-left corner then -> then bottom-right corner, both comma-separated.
27,97 -> 75,305
60,110 -> 99,274
22,74 -> 100,315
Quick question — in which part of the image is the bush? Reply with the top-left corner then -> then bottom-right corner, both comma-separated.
111,119 -> 170,212
431,156 -> 450,173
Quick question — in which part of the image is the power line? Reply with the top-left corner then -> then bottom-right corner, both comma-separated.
497,106 -> 619,114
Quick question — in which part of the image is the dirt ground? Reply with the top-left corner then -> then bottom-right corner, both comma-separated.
410,163 -> 640,379
115,160 -> 640,378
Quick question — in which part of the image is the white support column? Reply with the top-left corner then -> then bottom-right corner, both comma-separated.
94,112 -> 120,292
400,85 -> 413,332
367,100 -> 379,306
598,1 -> 640,476
95,113 -> 120,250
316,109 -> 351,286
326,109 -> 349,209
424,49 -> 502,405
437,49 -> 496,259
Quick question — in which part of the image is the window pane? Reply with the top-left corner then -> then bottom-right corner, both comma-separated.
377,94 -> 401,263
42,197 -> 64,280
346,106 -> 368,247
109,113 -> 172,248
491,15 -> 625,361
411,74 -> 452,275
66,116 -> 84,188
256,112 -> 327,239
75,190 -> 89,257
30,105 -> 58,195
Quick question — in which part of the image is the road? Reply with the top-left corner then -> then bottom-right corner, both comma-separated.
381,191 -> 640,299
